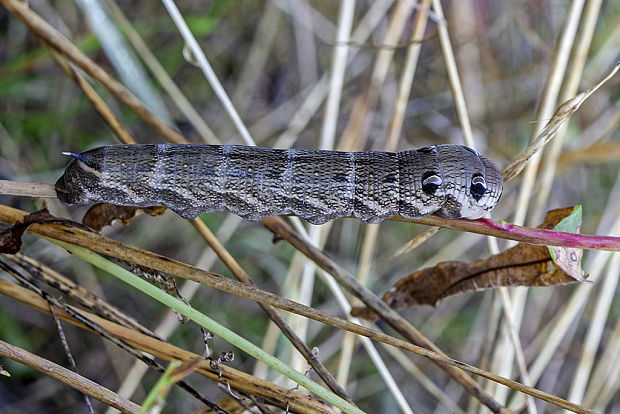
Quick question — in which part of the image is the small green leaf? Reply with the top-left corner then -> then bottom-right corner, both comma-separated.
548,205 -> 582,262
546,206 -> 588,282
553,205 -> 582,234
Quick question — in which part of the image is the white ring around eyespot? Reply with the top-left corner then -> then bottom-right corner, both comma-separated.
422,174 -> 442,186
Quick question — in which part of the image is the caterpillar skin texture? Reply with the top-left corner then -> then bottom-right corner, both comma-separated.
55,144 -> 503,225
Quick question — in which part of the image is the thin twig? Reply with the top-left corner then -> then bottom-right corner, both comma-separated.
0,0 -> 189,144
502,62 -> 620,182
103,0 -> 220,145
0,180 -> 56,198
431,0 -> 474,148
0,339 -> 140,413
188,218 -> 355,405
44,45 -> 135,145
3,181 -> 620,251
161,0 -> 253,145
0,204 -> 596,412
0,278 -> 334,414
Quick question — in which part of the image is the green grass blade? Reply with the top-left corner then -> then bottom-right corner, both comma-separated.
44,236 -> 364,414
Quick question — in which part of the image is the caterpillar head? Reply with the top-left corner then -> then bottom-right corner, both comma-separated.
55,149 -> 107,206
434,145 -> 502,219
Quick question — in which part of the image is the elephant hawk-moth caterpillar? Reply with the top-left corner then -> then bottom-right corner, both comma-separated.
55,144 -> 502,224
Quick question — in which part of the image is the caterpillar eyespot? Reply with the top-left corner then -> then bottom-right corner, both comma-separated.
55,144 -> 503,224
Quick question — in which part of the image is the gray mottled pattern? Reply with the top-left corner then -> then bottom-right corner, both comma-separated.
55,144 -> 502,224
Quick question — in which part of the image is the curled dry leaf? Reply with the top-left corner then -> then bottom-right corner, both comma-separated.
82,203 -> 167,231
351,206 -> 588,319
0,209 -> 88,254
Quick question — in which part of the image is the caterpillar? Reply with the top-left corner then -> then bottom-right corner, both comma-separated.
55,144 -> 502,224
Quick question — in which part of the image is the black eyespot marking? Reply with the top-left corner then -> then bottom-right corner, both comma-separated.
470,174 -> 486,201
422,171 -> 442,195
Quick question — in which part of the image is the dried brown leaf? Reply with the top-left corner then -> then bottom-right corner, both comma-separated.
82,203 -> 167,231
352,207 -> 588,318
0,209 -> 86,254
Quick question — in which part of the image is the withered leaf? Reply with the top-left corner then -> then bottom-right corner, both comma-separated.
0,209 -> 87,254
83,203 -> 167,231
351,207 -> 588,319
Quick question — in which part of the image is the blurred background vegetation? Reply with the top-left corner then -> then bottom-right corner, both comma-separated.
0,0 -> 619,413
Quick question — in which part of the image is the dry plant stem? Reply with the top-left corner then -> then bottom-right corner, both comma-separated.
270,0 -> 393,149
0,180 -> 56,198
530,0 -> 604,223
569,253 -> 620,404
102,0 -> 219,145
107,215 -> 242,414
292,217 -> 413,414
431,0 -> 474,147
48,303 -> 95,413
0,2 -> 393,403
43,45 -> 135,145
6,253 -> 158,339
320,0 -> 354,149
585,307 -> 620,408
188,218 -> 354,405
502,62 -> 619,183
261,217 -> 506,414
385,0 -> 431,151
289,0 -> 319,87
230,1 -> 280,114
0,0 -> 188,144
0,205 -> 595,413
0,339 -> 140,413
582,234 -> 620,408
380,329 -> 466,414
0,257 -> 222,411
510,0 -> 584,225
339,0 -> 412,150
352,3 -> 432,399
497,286 -> 537,414
486,221 -> 536,413
393,226 -> 439,257
559,140 -> 620,165
161,0 -> 253,145
0,280 -> 333,414
450,0 -> 484,125
3,181 -> 620,251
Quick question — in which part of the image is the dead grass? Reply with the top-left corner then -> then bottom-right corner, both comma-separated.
0,0 -> 619,413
